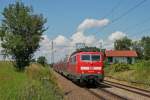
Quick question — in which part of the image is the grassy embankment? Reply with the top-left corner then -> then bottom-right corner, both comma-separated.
104,60 -> 150,89
0,61 -> 63,100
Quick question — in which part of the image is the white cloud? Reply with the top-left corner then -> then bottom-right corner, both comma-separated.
35,18 -> 110,62
53,35 -> 69,46
34,35 -> 52,62
53,31 -> 97,58
35,31 -> 128,62
70,31 -> 96,46
108,31 -> 126,41
36,31 -> 127,62
103,31 -> 127,49
34,35 -> 71,63
35,16 -> 129,62
77,18 -> 109,31
39,35 -> 51,52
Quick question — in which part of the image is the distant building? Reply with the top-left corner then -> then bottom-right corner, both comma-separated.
105,50 -> 138,64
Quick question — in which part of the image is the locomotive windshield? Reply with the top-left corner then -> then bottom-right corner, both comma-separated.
81,55 -> 100,61
91,55 -> 100,61
81,55 -> 90,61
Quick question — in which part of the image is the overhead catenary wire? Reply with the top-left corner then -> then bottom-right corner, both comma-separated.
101,0 -> 122,19
123,16 -> 150,33
69,0 -> 122,38
93,0 -> 147,36
108,0 -> 149,39
52,0 -> 148,60
53,0 -> 142,48
129,27 -> 150,38
111,0 -> 147,23
66,0 -> 123,49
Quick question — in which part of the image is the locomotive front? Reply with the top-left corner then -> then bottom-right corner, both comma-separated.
77,52 -> 104,84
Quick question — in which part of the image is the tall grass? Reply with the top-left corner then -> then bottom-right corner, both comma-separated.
131,60 -> 150,85
23,63 -> 63,100
0,61 -> 28,100
0,61 -> 63,100
104,60 -> 150,88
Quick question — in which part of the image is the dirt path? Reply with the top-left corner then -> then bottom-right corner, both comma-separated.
54,71 -> 101,100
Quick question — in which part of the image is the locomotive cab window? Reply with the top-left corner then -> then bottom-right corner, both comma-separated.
81,55 -> 90,61
91,55 -> 100,61
70,56 -> 76,64
72,56 -> 76,64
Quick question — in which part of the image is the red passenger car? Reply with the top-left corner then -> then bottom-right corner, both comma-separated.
54,51 -> 104,84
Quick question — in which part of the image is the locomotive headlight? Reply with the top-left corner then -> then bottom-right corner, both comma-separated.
93,67 -> 102,70
82,71 -> 84,74
81,66 -> 102,70
81,66 -> 89,70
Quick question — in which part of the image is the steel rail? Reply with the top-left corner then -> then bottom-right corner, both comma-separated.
103,80 -> 150,98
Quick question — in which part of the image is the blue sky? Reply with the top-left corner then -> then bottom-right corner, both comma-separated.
0,0 -> 150,62
0,0 -> 150,39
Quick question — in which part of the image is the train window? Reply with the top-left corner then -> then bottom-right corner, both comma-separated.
73,56 -> 76,63
81,55 -> 90,61
70,57 -> 73,63
70,56 -> 76,64
91,55 -> 100,61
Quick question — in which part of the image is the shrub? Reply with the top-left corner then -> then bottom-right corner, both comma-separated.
19,80 -> 63,100
24,64 -> 63,100
25,64 -> 57,85
37,56 -> 47,66
131,60 -> 150,85
111,63 -> 130,72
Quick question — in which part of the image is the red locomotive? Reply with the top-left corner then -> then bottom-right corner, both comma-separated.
54,51 -> 104,84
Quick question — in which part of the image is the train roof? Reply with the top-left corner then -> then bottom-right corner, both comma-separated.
70,51 -> 103,56
70,46 -> 104,56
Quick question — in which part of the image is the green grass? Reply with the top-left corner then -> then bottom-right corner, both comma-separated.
0,61 -> 63,100
131,60 -> 150,85
104,60 -> 150,89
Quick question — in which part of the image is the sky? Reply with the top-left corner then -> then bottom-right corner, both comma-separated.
0,0 -> 150,62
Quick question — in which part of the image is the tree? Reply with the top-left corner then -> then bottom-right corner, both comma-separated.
141,36 -> 150,60
0,2 -> 47,70
114,37 -> 132,50
37,56 -> 47,66
132,41 -> 144,59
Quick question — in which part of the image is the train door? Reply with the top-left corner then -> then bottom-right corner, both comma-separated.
68,55 -> 76,75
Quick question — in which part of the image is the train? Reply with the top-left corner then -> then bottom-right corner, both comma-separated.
54,51 -> 104,84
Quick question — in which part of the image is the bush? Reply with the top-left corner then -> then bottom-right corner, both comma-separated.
19,80 -> 62,100
131,60 -> 150,85
25,64 -> 57,85
104,60 -> 150,88
24,64 -> 63,100
111,63 -> 130,72
37,56 -> 47,66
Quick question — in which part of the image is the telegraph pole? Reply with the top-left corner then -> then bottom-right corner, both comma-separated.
51,40 -> 54,67
99,42 -> 102,52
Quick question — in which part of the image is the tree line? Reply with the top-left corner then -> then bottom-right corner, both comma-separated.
114,36 -> 150,60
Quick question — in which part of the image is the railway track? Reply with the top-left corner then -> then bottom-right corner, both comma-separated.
56,71 -> 150,99
86,87 -> 128,100
85,80 -> 150,100
103,80 -> 150,98
57,71 -> 128,100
